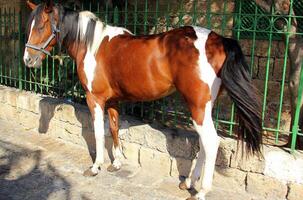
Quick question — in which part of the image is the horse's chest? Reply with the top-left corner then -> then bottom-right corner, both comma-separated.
82,51 -> 97,92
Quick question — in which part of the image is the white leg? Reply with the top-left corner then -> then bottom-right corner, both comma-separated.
184,138 -> 205,189
91,103 -> 105,174
112,145 -> 123,169
194,101 -> 220,199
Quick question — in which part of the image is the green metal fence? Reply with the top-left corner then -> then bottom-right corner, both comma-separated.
0,0 -> 303,151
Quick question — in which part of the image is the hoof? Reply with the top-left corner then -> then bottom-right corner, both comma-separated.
186,197 -> 197,200
83,168 -> 98,177
179,181 -> 191,190
107,164 -> 121,172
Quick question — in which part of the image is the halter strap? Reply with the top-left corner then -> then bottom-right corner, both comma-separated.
25,13 -> 59,56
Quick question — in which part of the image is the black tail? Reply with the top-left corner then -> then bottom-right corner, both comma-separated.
221,37 -> 262,155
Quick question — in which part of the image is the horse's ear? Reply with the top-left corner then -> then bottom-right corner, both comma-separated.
44,0 -> 54,13
26,1 -> 37,10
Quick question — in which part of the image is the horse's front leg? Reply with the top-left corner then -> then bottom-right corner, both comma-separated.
84,92 -> 105,176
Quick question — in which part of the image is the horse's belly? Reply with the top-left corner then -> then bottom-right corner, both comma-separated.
120,81 -> 176,101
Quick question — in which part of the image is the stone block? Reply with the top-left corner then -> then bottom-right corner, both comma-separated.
38,97 -> 61,133
264,147 -> 303,184
216,137 -> 236,167
15,90 -> 42,113
6,88 -> 19,107
246,173 -> 288,200
62,122 -> 83,137
48,119 -> 66,138
287,183 -> 303,200
74,106 -> 93,130
122,142 -> 140,165
0,104 -> 18,121
144,127 -> 168,153
117,119 -> 130,138
230,143 -> 265,173
16,91 -> 30,110
170,157 -> 192,177
26,93 -> 42,114
213,167 -> 247,191
166,132 -> 197,159
53,103 -> 81,126
139,147 -> 171,176
127,125 -> 148,145
18,110 -> 39,130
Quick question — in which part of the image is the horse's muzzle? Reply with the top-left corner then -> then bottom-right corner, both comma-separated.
23,53 -> 42,68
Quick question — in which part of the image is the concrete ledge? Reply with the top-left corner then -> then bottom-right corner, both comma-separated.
0,85 -> 302,200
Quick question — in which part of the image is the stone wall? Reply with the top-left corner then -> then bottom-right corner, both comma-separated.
0,85 -> 302,200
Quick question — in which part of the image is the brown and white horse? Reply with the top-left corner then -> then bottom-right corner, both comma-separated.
24,1 -> 262,199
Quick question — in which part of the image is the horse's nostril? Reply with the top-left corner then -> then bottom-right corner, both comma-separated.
24,57 -> 33,65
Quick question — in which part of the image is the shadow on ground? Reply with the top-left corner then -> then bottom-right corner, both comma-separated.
0,140 -> 71,200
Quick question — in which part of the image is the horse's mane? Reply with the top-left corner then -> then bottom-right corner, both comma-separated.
26,4 -> 45,39
26,3 -> 106,54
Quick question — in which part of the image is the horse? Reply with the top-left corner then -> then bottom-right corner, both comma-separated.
23,1 -> 262,199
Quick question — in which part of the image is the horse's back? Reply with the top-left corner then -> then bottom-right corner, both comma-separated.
95,26 -> 211,101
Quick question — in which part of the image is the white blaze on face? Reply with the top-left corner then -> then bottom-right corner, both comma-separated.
23,19 -> 35,64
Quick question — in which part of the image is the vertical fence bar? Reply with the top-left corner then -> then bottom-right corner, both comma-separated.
291,62 -> 303,152
178,0 -> 184,27
206,0 -> 211,28
249,4 -> 258,76
18,9 -> 22,89
8,7 -> 12,86
143,0 -> 148,34
105,0 -> 109,24
4,8 -> 7,85
262,8 -> 274,130
133,0 -> 138,34
52,50 -> 55,94
124,0 -> 128,28
13,8 -> 16,87
192,0 -> 197,26
275,0 -> 295,142
0,8 -> 3,84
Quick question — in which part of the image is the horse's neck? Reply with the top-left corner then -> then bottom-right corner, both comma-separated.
61,12 -> 131,63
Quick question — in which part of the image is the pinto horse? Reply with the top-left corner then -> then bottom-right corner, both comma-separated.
24,1 -> 262,199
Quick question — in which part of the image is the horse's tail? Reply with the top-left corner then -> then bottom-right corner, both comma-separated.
220,37 -> 262,155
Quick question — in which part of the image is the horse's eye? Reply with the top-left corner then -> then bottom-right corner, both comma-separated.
37,24 -> 45,32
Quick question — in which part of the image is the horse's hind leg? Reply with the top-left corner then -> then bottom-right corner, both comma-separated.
180,100 -> 220,200
107,102 -> 123,172
176,74 -> 221,199
194,103 -> 220,200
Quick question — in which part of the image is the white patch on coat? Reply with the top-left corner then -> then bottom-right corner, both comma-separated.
23,19 -> 35,63
192,26 -> 222,104
91,103 -> 105,174
83,51 -> 96,92
79,11 -> 132,92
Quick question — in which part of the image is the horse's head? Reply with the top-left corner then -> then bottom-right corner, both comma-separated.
24,0 -> 60,68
